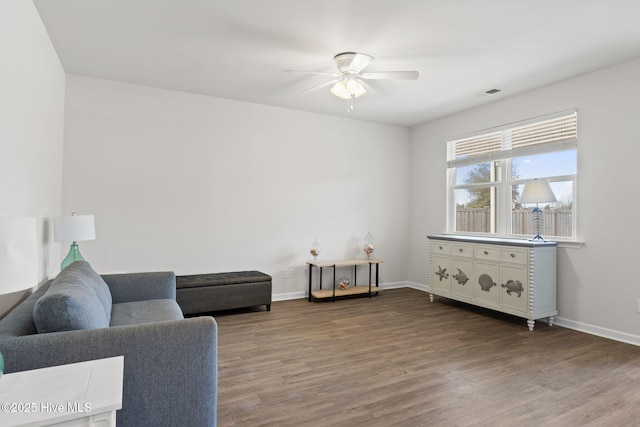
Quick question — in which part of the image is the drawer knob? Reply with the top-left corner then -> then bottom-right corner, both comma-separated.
484,251 -> 489,255
459,248 -> 463,252
510,253 -> 516,258
439,246 -> 443,250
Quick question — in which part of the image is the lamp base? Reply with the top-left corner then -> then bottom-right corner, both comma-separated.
61,243 -> 86,270
530,205 -> 546,242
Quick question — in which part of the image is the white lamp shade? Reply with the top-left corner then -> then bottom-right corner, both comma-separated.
0,217 -> 38,294
53,215 -> 96,242
520,179 -> 557,204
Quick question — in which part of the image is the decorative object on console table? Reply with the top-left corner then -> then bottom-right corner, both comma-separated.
310,237 -> 320,261
0,216 -> 38,378
53,212 -> 96,270
520,178 -> 557,241
363,232 -> 374,259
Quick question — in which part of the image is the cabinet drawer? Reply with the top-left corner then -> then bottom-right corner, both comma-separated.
431,241 -> 450,255
451,244 -> 472,258
475,246 -> 498,261
500,247 -> 528,264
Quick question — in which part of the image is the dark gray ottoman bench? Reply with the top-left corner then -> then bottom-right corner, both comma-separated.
176,271 -> 272,315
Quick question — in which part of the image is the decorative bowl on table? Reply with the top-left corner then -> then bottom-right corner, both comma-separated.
338,277 -> 351,290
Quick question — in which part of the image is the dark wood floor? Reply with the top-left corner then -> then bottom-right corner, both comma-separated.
214,288 -> 640,427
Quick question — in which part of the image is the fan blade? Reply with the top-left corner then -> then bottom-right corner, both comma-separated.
300,79 -> 338,93
284,70 -> 340,77
360,71 -> 419,80
347,53 -> 374,74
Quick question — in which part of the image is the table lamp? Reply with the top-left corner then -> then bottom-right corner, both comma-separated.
0,216 -> 38,378
520,179 -> 557,241
53,213 -> 95,270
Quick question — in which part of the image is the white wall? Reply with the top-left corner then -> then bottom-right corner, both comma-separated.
409,58 -> 640,343
63,75 -> 410,298
10,0 -> 636,343
0,1 -> 65,316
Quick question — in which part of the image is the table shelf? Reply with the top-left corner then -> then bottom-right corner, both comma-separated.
307,259 -> 383,302
311,286 -> 381,300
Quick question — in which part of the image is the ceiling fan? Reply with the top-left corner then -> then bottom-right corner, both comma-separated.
285,52 -> 419,111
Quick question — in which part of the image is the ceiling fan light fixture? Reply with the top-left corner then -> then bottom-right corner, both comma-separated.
330,81 -> 350,99
288,51 -> 416,112
346,78 -> 366,97
330,77 -> 366,100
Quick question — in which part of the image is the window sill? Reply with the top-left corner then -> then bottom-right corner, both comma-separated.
555,240 -> 583,249
444,232 -> 583,249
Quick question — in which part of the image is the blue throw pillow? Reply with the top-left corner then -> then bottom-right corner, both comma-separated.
33,262 -> 111,333
63,261 -> 112,322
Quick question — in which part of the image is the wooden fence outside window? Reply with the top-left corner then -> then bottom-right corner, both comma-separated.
456,208 -> 572,237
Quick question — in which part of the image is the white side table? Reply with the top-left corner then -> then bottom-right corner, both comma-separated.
0,356 -> 124,427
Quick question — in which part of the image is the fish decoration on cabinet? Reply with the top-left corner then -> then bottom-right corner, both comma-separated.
453,269 -> 469,285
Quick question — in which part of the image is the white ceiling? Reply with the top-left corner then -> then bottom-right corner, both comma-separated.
34,0 -> 640,127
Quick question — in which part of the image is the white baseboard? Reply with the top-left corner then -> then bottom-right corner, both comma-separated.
380,281 -> 411,290
272,291 -> 306,302
273,283 -> 640,347
552,317 -> 640,347
405,281 -> 430,292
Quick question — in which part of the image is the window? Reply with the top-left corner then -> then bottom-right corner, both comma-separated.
446,111 -> 577,240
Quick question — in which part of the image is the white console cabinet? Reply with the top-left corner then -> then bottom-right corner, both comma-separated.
428,235 -> 557,331
0,356 -> 123,427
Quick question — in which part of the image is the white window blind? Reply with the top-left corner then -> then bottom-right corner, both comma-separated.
447,111 -> 577,168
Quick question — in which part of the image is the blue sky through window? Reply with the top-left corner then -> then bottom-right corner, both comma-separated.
513,150 -> 576,205
455,150 -> 576,206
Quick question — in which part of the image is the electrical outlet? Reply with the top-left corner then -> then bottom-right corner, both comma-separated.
283,268 -> 289,278
288,267 -> 295,278
283,268 -> 295,278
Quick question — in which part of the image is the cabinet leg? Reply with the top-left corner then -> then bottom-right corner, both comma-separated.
548,316 -> 555,327
527,319 -> 535,331
429,294 -> 434,303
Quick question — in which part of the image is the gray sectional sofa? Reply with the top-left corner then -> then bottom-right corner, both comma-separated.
0,261 -> 218,427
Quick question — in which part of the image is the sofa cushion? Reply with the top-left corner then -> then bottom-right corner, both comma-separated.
66,261 -> 113,320
33,263 -> 111,333
109,300 -> 184,326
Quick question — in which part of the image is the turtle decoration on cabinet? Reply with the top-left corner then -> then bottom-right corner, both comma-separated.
502,279 -> 524,297
453,269 -> 469,285
478,273 -> 497,292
